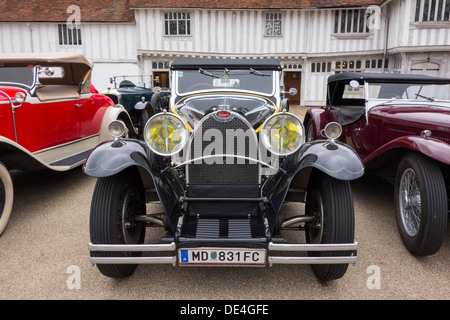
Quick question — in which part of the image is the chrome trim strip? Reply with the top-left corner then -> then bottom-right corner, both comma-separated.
268,242 -> 358,252
268,256 -> 358,266
90,256 -> 177,265
88,242 -> 176,252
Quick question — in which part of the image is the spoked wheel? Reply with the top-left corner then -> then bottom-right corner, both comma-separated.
0,162 -> 14,236
90,168 -> 146,278
395,152 -> 447,256
305,170 -> 355,281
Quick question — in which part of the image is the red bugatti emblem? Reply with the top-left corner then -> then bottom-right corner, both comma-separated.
217,111 -> 231,119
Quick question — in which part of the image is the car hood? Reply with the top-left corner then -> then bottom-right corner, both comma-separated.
174,92 -> 277,130
373,104 -> 450,134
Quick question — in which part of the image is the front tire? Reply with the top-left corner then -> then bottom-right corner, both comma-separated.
90,168 -> 146,278
305,170 -> 355,281
394,152 -> 447,256
0,162 -> 13,236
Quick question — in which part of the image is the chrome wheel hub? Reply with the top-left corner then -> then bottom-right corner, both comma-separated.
399,168 -> 422,237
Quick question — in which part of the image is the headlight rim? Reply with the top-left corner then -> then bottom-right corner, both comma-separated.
323,122 -> 342,141
260,111 -> 305,157
144,112 -> 189,157
108,119 -> 128,139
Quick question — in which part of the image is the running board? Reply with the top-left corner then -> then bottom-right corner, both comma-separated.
88,241 -> 358,266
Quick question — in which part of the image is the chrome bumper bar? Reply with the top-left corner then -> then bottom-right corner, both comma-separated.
268,242 -> 358,266
88,242 -> 177,265
88,241 -> 357,266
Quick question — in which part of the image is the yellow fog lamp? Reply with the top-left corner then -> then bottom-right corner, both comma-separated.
322,122 -> 342,141
261,112 -> 305,156
144,112 -> 189,156
108,120 -> 128,139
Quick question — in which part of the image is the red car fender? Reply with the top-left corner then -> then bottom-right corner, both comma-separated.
304,107 -> 330,140
363,135 -> 450,166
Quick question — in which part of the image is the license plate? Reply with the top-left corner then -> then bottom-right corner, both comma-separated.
179,248 -> 266,266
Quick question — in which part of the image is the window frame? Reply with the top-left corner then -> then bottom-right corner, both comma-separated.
414,0 -> 450,22
164,11 -> 192,36
57,23 -> 82,46
264,12 -> 283,36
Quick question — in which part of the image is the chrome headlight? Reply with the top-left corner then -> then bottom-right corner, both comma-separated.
322,122 -> 342,140
108,120 -> 128,138
14,92 -> 26,104
260,112 -> 305,156
144,112 -> 189,156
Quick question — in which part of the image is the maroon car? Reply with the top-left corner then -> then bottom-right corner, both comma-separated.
304,72 -> 449,256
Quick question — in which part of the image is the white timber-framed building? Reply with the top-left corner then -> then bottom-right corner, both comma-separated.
0,0 -> 449,106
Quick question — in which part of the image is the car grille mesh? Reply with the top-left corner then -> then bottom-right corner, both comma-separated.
187,113 -> 259,185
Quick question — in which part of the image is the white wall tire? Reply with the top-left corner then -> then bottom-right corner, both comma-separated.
0,162 -> 14,235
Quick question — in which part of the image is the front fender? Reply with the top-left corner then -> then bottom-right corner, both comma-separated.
83,139 -> 152,178
296,140 -> 365,181
304,107 -> 330,140
364,136 -> 450,166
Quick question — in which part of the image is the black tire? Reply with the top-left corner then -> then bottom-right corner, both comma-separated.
90,168 -> 146,278
137,109 -> 149,140
150,94 -> 163,114
305,118 -> 315,142
394,152 -> 447,256
0,162 -> 14,235
305,170 -> 355,281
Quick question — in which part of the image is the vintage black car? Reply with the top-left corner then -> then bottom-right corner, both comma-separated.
83,59 -> 364,280
102,77 -> 169,139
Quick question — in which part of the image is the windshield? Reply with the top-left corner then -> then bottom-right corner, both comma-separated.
368,82 -> 450,101
175,95 -> 276,129
175,69 -> 275,95
0,67 -> 35,88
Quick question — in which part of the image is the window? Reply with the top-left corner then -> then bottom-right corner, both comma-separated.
414,0 -> 450,22
335,60 -> 362,73
364,59 -> 389,70
265,12 -> 282,36
334,9 -> 369,33
311,62 -> 332,73
58,24 -> 82,45
164,12 -> 191,36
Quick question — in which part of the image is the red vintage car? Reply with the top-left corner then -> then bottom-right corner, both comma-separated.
304,72 -> 449,256
0,52 -> 138,235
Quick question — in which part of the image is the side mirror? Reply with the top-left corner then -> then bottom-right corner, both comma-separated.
44,67 -> 54,77
282,88 -> 298,96
288,88 -> 298,96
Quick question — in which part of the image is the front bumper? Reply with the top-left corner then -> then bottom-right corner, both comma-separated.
88,241 -> 358,266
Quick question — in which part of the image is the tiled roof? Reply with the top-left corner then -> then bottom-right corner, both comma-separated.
129,0 -> 387,9
0,0 -> 388,22
0,0 -> 134,22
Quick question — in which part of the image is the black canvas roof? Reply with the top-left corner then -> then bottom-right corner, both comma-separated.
171,58 -> 282,71
328,72 -> 450,84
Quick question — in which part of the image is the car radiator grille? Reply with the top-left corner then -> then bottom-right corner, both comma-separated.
187,112 -> 260,185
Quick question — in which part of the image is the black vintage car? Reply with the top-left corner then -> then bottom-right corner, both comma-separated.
102,78 -> 169,138
83,59 -> 364,280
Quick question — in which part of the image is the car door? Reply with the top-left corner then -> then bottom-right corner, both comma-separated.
44,98 -> 81,148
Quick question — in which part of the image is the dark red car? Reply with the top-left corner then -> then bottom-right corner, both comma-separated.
304,72 -> 449,256
0,52 -> 139,235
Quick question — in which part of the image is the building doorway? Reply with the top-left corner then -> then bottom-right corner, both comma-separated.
284,71 -> 301,104
153,71 -> 170,88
